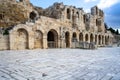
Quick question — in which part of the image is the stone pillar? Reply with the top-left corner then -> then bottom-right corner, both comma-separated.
58,35 -> 61,48
29,32 -> 34,49
88,34 -> 90,43
96,35 -> 98,46
61,38 -> 65,48
43,36 -> 47,49
100,36 -> 102,46
70,33 -> 72,48
103,36 -> 105,46
9,31 -> 15,50
60,38 -> 63,48
83,33 -> 85,42
70,10 -> 73,21
93,35 -> 95,43
77,33 -> 79,42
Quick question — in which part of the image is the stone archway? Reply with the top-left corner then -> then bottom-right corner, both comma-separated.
102,35 -> 104,45
105,36 -> 107,45
47,29 -> 58,48
107,36 -> 110,45
95,35 -> 97,44
98,35 -> 101,45
79,33 -> 83,42
16,28 -> 28,50
72,32 -> 77,42
29,11 -> 37,20
67,8 -> 71,19
65,31 -> 70,48
34,30 -> 43,49
90,34 -> 94,42
85,34 -> 89,42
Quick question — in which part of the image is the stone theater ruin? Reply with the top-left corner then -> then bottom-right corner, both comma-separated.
0,0 -> 113,50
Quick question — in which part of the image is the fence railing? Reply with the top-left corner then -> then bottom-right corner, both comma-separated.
73,42 -> 97,49
48,41 -> 57,48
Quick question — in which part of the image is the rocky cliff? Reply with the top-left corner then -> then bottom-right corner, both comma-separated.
0,2 -> 28,27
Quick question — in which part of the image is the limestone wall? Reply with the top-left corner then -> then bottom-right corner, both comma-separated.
0,35 -> 9,50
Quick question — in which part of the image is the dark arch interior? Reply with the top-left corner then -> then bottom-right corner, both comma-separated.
73,33 -> 77,38
47,31 -> 54,41
90,34 -> 93,42
95,35 -> 97,44
85,34 -> 88,41
76,12 -> 79,18
99,35 -> 101,45
30,11 -> 37,20
0,14 -> 4,20
72,32 -> 77,42
65,32 -> 70,48
83,15 -> 86,23
67,9 -> 70,19
79,33 -> 83,42
47,30 -> 58,48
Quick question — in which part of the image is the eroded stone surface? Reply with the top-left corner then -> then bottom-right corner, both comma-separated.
0,0 -> 113,50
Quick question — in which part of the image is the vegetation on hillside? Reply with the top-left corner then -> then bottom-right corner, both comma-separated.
104,23 -> 119,35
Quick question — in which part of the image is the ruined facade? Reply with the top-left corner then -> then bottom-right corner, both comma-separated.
0,0 -> 113,50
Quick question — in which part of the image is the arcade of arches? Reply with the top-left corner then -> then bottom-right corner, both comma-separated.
9,27 -> 113,50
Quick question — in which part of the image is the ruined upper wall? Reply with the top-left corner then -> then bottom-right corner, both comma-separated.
0,0 -> 106,33
91,6 -> 104,17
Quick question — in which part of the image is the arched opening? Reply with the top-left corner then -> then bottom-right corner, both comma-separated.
85,34 -> 89,42
72,10 -> 76,23
105,36 -> 107,45
96,19 -> 102,32
73,32 -> 76,38
29,11 -> 37,20
72,32 -> 77,42
16,29 -> 28,50
67,9 -> 71,19
105,36 -> 109,45
107,36 -> 110,45
47,29 -> 58,48
90,34 -> 94,42
96,19 -> 98,26
96,6 -> 98,15
34,30 -> 43,49
0,14 -> 4,20
83,14 -> 86,23
98,35 -> 101,45
76,12 -> 79,18
102,36 -> 104,44
79,33 -> 83,42
65,32 -> 70,48
95,35 -> 97,44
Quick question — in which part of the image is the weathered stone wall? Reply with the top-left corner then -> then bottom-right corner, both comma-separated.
0,1 -> 114,50
0,35 -> 9,50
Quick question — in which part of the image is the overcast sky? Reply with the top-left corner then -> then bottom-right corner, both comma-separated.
30,0 -> 120,31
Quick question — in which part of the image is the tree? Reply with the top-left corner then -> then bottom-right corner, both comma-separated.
108,27 -> 115,33
116,29 -> 119,35
104,23 -> 108,30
